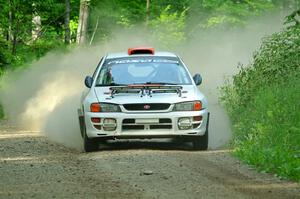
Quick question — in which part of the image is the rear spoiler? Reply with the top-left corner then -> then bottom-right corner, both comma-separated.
108,85 -> 183,98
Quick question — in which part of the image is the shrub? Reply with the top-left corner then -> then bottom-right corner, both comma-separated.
233,76 -> 300,181
220,12 -> 300,181
0,103 -> 4,119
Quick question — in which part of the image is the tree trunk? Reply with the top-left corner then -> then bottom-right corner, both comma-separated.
89,16 -> 99,45
8,0 -> 13,42
9,0 -> 17,55
12,24 -> 18,55
64,0 -> 71,44
76,0 -> 90,45
146,0 -> 150,25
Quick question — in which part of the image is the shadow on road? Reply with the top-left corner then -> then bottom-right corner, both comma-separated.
99,138 -> 196,151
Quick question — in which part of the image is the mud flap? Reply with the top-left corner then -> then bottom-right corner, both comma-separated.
78,109 -> 84,138
207,112 -> 210,132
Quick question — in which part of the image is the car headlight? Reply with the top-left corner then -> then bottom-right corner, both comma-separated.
90,103 -> 121,112
173,101 -> 202,111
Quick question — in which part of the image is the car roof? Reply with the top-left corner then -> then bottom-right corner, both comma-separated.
106,51 -> 178,59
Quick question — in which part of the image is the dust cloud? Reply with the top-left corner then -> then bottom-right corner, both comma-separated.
180,13 -> 285,148
0,49 -> 100,149
0,12 -> 284,150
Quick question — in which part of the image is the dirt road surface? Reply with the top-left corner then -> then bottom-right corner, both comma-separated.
0,122 -> 299,199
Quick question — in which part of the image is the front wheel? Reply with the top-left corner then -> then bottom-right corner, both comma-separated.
83,127 -> 98,152
192,113 -> 209,150
192,131 -> 208,150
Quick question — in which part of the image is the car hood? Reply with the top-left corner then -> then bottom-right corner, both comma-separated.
93,85 -> 205,104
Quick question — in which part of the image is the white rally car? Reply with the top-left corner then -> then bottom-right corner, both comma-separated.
78,47 -> 209,152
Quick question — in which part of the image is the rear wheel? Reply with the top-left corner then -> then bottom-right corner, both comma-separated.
83,127 -> 98,152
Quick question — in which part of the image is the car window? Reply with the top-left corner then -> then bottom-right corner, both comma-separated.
127,64 -> 154,77
95,57 -> 192,86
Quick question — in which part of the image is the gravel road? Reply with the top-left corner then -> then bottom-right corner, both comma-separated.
0,122 -> 299,199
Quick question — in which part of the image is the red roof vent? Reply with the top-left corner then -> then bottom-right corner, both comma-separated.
128,47 -> 155,55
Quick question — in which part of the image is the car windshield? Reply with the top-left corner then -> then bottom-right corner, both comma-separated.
95,57 -> 192,86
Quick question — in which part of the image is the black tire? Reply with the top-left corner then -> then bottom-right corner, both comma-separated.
192,131 -> 208,150
192,113 -> 209,151
83,127 -> 98,152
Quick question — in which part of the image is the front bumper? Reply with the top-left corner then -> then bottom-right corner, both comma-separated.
82,109 -> 209,139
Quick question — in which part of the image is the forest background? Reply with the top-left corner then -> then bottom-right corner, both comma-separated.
0,0 -> 299,182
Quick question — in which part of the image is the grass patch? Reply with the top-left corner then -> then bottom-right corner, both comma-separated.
232,76 -> 300,181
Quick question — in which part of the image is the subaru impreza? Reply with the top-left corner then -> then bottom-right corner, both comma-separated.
78,47 -> 209,152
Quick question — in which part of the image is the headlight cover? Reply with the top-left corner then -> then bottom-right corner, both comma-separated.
90,103 -> 121,112
173,101 -> 202,111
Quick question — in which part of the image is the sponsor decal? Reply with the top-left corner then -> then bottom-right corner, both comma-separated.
108,59 -> 179,65
143,105 -> 151,110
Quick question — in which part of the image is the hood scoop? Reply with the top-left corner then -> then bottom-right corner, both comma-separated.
107,85 -> 183,98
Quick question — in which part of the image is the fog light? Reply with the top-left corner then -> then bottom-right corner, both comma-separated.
193,116 -> 202,128
91,117 -> 101,123
178,117 -> 192,130
193,116 -> 202,121
103,118 -> 117,131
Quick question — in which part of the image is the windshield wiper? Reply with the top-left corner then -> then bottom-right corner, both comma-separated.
95,83 -> 128,87
134,82 -> 178,85
96,82 -> 179,87
146,82 -> 178,85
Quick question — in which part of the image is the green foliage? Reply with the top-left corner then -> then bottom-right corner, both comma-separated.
89,1 -> 189,46
69,17 -> 79,42
285,9 -> 300,26
149,5 -> 187,49
89,0 -> 128,42
0,103 -> 3,119
0,38 -> 63,69
0,0 -> 73,68
0,38 -> 12,69
220,16 -> 300,182
88,0 -> 281,42
149,0 -> 189,20
187,0 -> 276,34
233,76 -> 300,181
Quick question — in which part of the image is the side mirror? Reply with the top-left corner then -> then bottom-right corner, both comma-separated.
84,76 -> 93,88
193,74 -> 202,86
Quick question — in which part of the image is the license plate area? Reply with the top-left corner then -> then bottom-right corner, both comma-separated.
135,118 -> 159,124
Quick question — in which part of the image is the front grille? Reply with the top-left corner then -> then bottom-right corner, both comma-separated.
122,125 -> 144,130
150,125 -> 172,129
123,103 -> 170,111
122,118 -> 172,131
159,118 -> 171,123
123,119 -> 135,124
